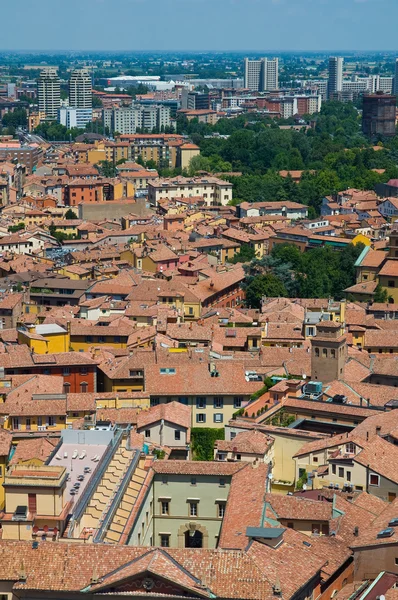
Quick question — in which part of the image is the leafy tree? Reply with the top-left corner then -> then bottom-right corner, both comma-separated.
64,209 -> 78,220
373,284 -> 388,304
243,242 -> 364,303
145,159 -> 157,170
245,274 -> 288,308
296,470 -> 308,490
2,108 -> 27,129
97,160 -> 117,178
8,222 -> 25,233
229,244 -> 256,264
191,428 -> 224,461
92,95 -> 103,108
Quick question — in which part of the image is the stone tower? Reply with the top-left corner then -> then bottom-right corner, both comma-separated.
311,321 -> 346,383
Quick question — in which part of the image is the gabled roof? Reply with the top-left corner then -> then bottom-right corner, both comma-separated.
218,463 -> 269,550
265,493 -> 332,522
215,430 -> 273,455
9,437 -> 57,465
89,548 -> 210,596
137,401 -> 191,432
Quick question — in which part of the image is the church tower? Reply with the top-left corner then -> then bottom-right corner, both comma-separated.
311,321 -> 346,383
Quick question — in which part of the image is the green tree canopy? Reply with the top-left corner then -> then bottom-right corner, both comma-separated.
245,274 -> 288,308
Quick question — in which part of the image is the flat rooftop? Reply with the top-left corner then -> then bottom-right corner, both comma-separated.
49,441 -> 109,502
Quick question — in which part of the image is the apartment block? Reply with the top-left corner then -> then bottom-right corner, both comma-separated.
147,176 -> 233,207
103,104 -> 172,134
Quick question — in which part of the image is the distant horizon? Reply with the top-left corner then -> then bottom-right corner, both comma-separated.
0,50 -> 397,56
2,0 -> 398,53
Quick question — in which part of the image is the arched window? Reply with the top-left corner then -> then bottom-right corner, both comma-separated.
322,348 -> 327,357
331,349 -> 336,358
315,348 -> 319,357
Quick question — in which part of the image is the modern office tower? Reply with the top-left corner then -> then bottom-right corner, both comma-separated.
244,58 -> 279,91
362,93 -> 397,138
181,90 -> 210,110
69,68 -> 92,110
327,57 -> 343,99
38,68 -> 61,119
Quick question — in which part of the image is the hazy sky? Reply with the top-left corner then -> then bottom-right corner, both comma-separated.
2,0 -> 397,52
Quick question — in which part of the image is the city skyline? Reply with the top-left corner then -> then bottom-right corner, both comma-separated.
2,0 -> 398,52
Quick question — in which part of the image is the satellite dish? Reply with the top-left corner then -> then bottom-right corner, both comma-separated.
380,596 -> 385,600
303,374 -> 307,379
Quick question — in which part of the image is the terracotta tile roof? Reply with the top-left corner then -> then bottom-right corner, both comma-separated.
166,323 -> 213,342
293,432 -> 365,458
351,491 -> 387,516
215,430 -> 274,455
218,463 -> 269,550
137,401 -> 191,431
1,375 -> 65,417
96,407 -> 141,425
247,528 -> 326,598
266,493 -> 332,521
282,396 -> 376,419
129,431 -> 144,449
0,541 -> 272,598
344,280 -> 378,295
350,497 -> 398,548
66,393 -> 96,412
144,362 -> 262,396
379,260 -> 398,277
0,293 -> 23,310
9,437 -> 57,465
265,322 -> 304,341
344,358 -> 370,382
354,435 -> 398,484
0,429 -> 12,456
352,409 -> 398,439
152,460 -> 245,476
372,357 -> 398,377
343,381 -> 398,408
70,319 -> 135,337
365,329 -> 398,348
98,350 -> 156,380
184,266 -> 245,303
90,548 -> 210,596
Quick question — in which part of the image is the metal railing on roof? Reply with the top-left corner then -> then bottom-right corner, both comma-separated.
93,445 -> 140,544
67,427 -> 124,537
45,438 -> 63,465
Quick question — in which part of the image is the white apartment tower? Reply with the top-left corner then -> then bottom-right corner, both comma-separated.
38,67 -> 61,119
69,68 -> 92,109
327,57 -> 343,99
103,105 -> 172,135
244,58 -> 279,91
